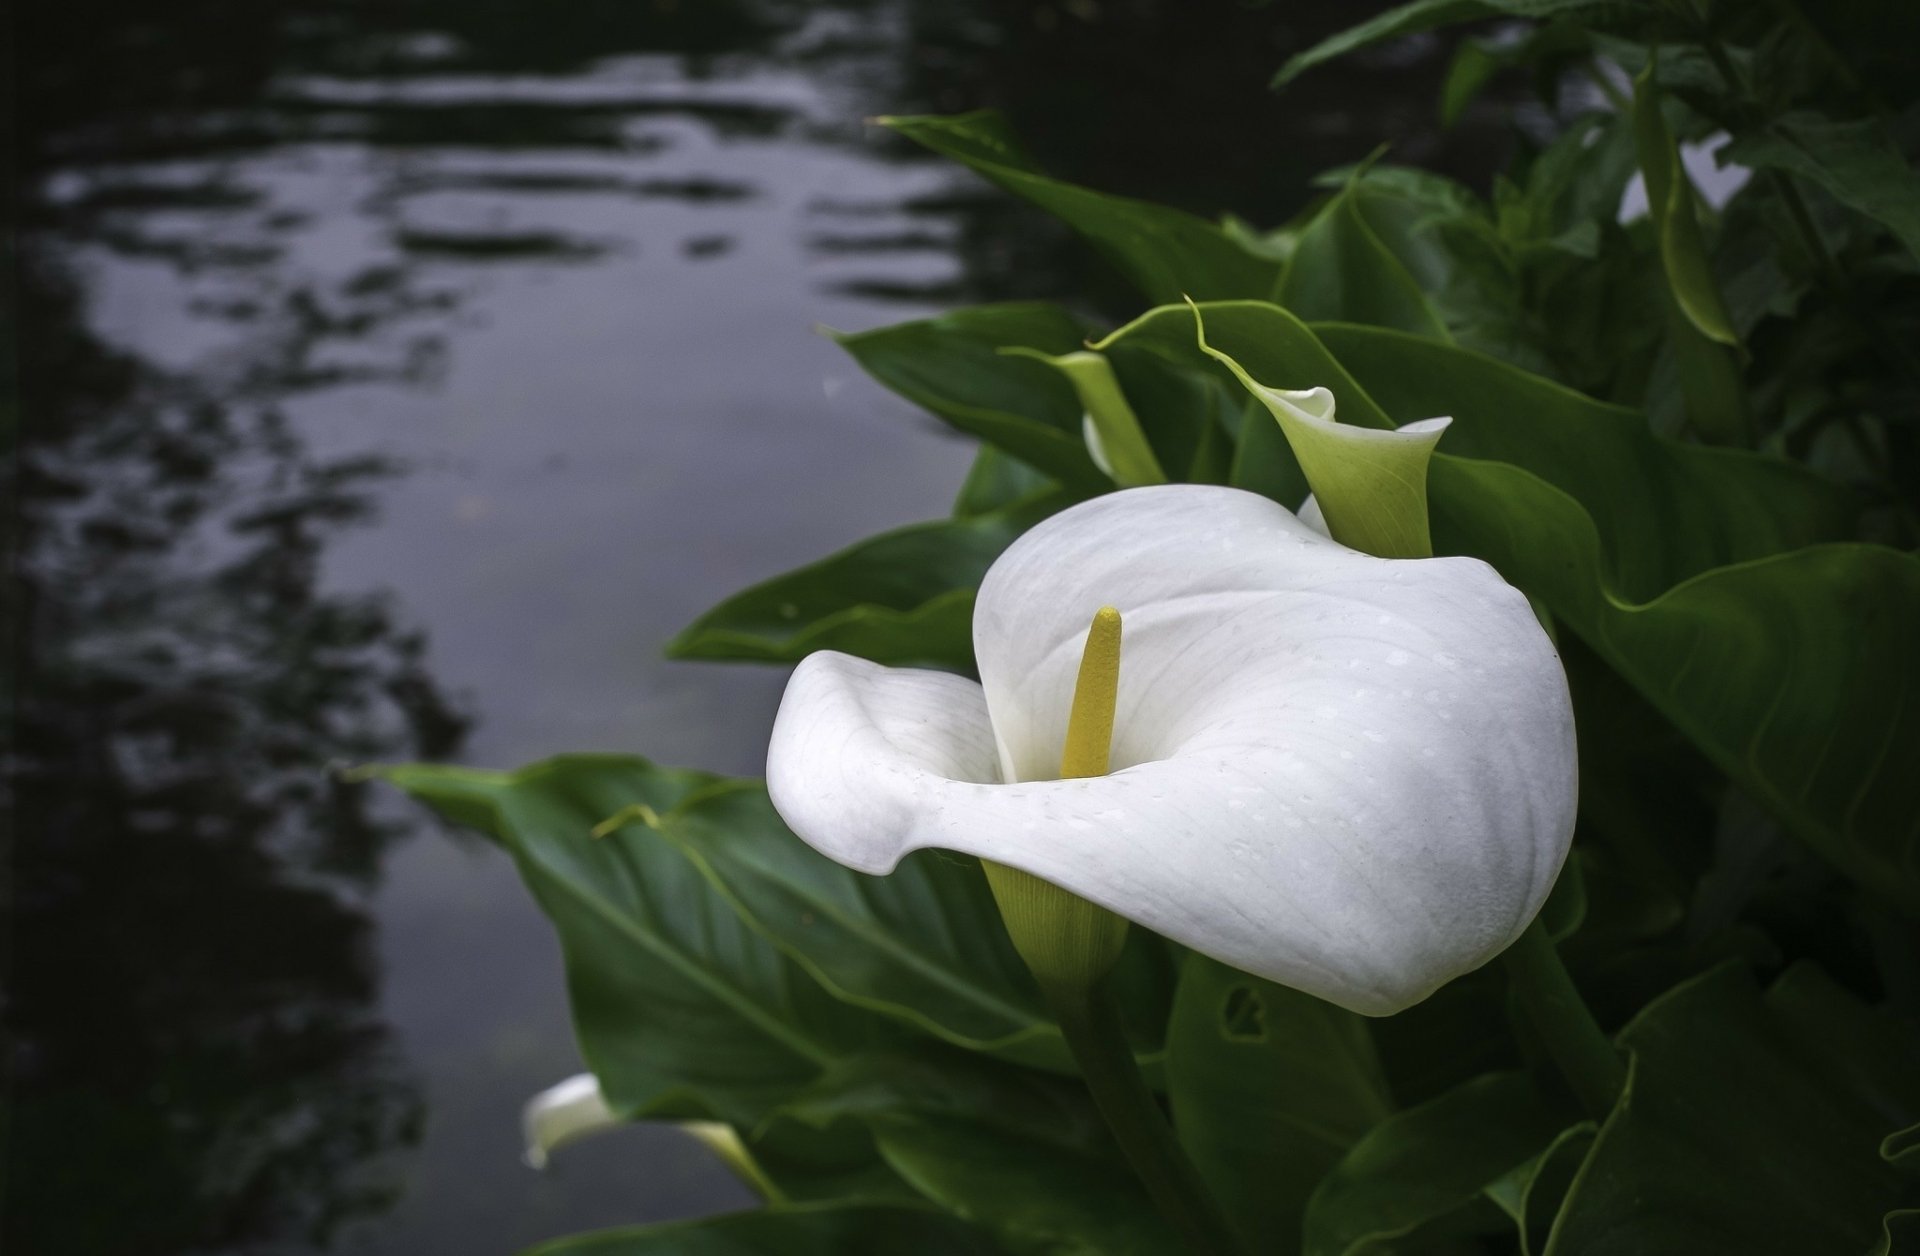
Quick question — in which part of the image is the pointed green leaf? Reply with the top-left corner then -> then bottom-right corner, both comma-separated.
651,781 -> 1047,1058
1547,964 -> 1920,1254
1272,0 -> 1659,88
649,780 -> 1174,1070
1278,183 -> 1453,342
668,492 -> 1068,671
782,1051 -> 1176,1256
1484,1122 -> 1597,1255
880,111 -> 1278,303
376,757 -> 884,1128
830,303 -> 1106,491
954,446 -> 1053,517
1303,1072 -> 1574,1256
1274,1 -> 1496,87
1725,113 -> 1920,263
1630,61 -> 1740,349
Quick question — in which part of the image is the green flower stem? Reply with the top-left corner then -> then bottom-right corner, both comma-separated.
1045,981 -> 1250,1256
1500,917 -> 1626,1120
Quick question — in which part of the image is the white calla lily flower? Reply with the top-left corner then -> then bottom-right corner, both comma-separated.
521,1072 -> 617,1169
767,484 -> 1576,1016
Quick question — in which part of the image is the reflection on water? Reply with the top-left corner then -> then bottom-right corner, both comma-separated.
7,2 -> 1501,1251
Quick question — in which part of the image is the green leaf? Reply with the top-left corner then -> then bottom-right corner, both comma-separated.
880,112 -> 1279,303
954,446 -> 1055,517
1887,1123 -> 1920,1172
830,303 -> 1106,491
1547,963 -> 1920,1254
667,493 -> 1067,672
1630,60 -> 1741,349
1315,323 -> 1846,595
1272,1 -> 1657,88
1228,394 -> 1311,507
1440,39 -> 1502,128
378,756 -> 881,1128
1002,348 -> 1167,486
1278,184 -> 1453,341
637,780 -> 1175,1071
1725,113 -> 1920,263
1484,1123 -> 1597,1256
1303,1072 -> 1574,1256
646,780 -> 1058,1060
1274,1 -> 1496,88
1166,955 -> 1393,1253
783,1051 -> 1177,1256
525,1204 -> 1005,1256
1874,1211 -> 1920,1256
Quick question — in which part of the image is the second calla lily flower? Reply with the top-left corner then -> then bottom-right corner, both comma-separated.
767,484 -> 1576,1015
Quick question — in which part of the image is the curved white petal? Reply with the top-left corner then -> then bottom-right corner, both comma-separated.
768,486 -> 1576,1014
522,1072 -> 617,1169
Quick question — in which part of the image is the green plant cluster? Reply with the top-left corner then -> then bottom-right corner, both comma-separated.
385,2 -> 1920,1252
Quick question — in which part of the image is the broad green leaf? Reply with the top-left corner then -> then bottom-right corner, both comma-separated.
1547,963 -> 1920,1254
667,493 -> 1067,672
880,111 -> 1279,303
1193,305 -> 1447,558
650,780 -> 1175,1070
954,446 -> 1055,517
1315,323 -> 1847,595
1303,1072 -> 1574,1256
1003,349 -> 1167,486
525,1204 -> 1004,1256
1317,334 -> 1913,900
1278,184 -> 1452,341
650,781 -> 1045,1057
1484,1123 -> 1596,1255
1438,474 -> 1920,909
1228,394 -> 1311,507
783,1051 -> 1177,1256
1630,61 -> 1740,349
1726,113 -> 1920,263
830,303 -> 1105,491
1166,954 -> 1393,1253
378,756 -> 880,1128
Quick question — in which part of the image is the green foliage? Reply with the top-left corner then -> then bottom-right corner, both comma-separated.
1303,1072 -> 1574,1256
781,1050 -> 1177,1255
523,1204 -> 1003,1255
382,1 -> 1920,1251
880,112 -> 1281,304
1547,964 -> 1920,1253
667,492 -> 1067,672
1167,956 -> 1393,1253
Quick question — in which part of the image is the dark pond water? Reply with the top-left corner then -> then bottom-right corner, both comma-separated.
7,3 -> 1512,1252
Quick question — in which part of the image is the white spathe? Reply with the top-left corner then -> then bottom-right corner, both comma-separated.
522,1072 -> 616,1169
767,485 -> 1577,1016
